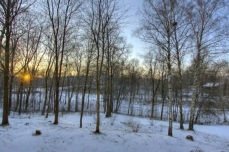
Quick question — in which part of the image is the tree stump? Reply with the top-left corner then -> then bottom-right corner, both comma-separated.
186,135 -> 194,141
36,130 -> 42,135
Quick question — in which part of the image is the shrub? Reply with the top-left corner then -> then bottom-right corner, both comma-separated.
125,116 -> 141,133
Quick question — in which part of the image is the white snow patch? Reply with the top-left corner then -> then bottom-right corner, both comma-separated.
0,112 -> 228,152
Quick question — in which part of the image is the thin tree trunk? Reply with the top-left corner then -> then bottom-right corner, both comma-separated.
168,73 -> 173,136
160,64 -> 165,121
15,82 -> 23,112
160,97 -> 165,120
80,58 -> 90,128
75,93 -> 78,112
54,59 -> 59,124
194,101 -> 203,124
42,57 -> 53,115
188,67 -> 199,130
18,87 -> 23,115
167,34 -> 173,136
151,97 -> 155,119
1,0 -> 11,125
42,81 -> 48,115
95,65 -> 100,133
86,81 -> 92,109
46,80 -> 54,118
8,75 -> 14,115
67,88 -> 74,112
25,83 -> 32,113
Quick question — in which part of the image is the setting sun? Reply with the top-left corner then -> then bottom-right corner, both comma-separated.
23,73 -> 31,82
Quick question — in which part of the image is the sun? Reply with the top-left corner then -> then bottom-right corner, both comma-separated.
23,73 -> 31,82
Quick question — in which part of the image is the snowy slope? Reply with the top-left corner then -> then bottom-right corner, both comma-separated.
0,112 -> 228,152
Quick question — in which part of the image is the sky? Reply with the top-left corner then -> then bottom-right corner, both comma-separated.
122,0 -> 147,62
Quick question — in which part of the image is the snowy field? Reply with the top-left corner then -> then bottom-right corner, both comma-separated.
0,111 -> 229,152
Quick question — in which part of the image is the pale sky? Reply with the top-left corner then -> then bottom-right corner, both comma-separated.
122,0 -> 146,62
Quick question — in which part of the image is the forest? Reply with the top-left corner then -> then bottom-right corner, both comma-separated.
0,0 -> 229,141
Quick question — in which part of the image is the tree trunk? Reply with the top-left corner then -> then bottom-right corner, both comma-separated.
2,1 -> 11,125
168,73 -> 173,136
188,66 -> 199,130
75,93 -> 78,112
25,83 -> 32,113
80,58 -> 90,128
151,96 -> 155,119
160,97 -> 165,120
8,75 -> 14,115
188,47 -> 201,130
160,64 -> 165,121
54,59 -> 59,124
167,33 -> 173,136
42,83 -> 48,115
95,67 -> 100,133
18,87 -> 23,115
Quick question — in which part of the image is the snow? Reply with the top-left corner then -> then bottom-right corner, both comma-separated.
0,112 -> 229,152
203,83 -> 220,87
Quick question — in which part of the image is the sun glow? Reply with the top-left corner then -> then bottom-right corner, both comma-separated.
23,73 -> 31,82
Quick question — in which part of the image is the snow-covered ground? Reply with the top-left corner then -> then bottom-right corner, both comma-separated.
0,112 -> 229,152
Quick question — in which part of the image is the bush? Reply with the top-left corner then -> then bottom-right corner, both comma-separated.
125,116 -> 141,133
190,147 -> 203,152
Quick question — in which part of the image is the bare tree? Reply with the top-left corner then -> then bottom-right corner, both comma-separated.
0,0 -> 35,126
169,0 -> 191,130
80,40 -> 94,128
18,12 -> 45,113
126,59 -> 140,116
137,0 -> 179,136
83,0 -> 127,133
104,32 -> 130,117
74,47 -> 83,112
41,50 -> 55,116
43,0 -> 82,124
219,61 -> 229,123
186,0 -> 227,131
160,60 -> 167,120
113,59 -> 129,113
142,51 -> 161,119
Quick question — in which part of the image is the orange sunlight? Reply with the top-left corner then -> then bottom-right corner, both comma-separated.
23,73 -> 31,82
